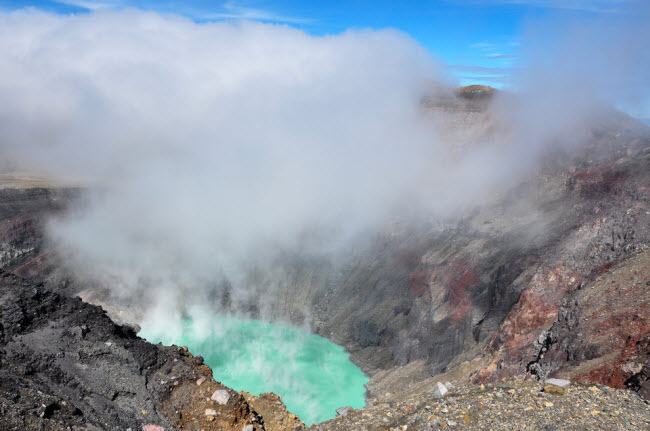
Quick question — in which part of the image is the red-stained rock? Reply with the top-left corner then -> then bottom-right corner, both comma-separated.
477,250 -> 650,396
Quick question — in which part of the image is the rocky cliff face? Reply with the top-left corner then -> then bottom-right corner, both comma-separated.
522,250 -> 650,399
0,186 -> 80,292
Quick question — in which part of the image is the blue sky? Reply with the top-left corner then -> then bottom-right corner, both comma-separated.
1,0 -> 648,117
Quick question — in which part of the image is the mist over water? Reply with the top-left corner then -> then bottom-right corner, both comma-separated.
140,315 -> 368,426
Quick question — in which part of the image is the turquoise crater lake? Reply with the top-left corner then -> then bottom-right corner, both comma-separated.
140,315 -> 368,425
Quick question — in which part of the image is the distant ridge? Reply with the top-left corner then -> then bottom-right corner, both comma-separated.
455,84 -> 495,100
421,85 -> 496,113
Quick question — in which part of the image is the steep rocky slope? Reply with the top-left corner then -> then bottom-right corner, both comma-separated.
313,379 -> 650,430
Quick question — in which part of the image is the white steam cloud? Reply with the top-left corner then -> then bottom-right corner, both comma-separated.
0,10 -> 451,316
0,7 -> 648,324
503,4 -> 650,144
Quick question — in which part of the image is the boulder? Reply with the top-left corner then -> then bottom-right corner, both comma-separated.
544,384 -> 565,395
336,406 -> 352,417
544,378 -> 571,395
546,378 -> 571,388
211,389 -> 230,405
433,382 -> 448,398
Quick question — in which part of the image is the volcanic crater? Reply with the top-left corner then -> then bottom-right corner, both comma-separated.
1,88 -> 649,430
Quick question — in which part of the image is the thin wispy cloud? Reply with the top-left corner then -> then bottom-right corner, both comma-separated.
463,39 -> 519,86
449,0 -> 635,14
470,42 -> 496,49
450,64 -> 513,75
51,0 -> 310,23
470,39 -> 518,58
459,74 -> 511,85
480,54 -> 516,59
55,0 -> 115,10
198,0 -> 311,24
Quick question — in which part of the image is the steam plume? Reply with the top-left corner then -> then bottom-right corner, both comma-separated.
0,6 -> 647,326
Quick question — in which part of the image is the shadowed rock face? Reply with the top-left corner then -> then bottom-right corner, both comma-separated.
0,187 -> 81,294
0,188 -> 72,269
0,87 -> 648,430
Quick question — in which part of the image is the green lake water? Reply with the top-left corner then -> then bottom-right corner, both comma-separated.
140,315 -> 368,425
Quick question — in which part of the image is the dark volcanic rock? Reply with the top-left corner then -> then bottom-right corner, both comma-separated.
0,270 -> 265,430
0,187 -> 80,294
